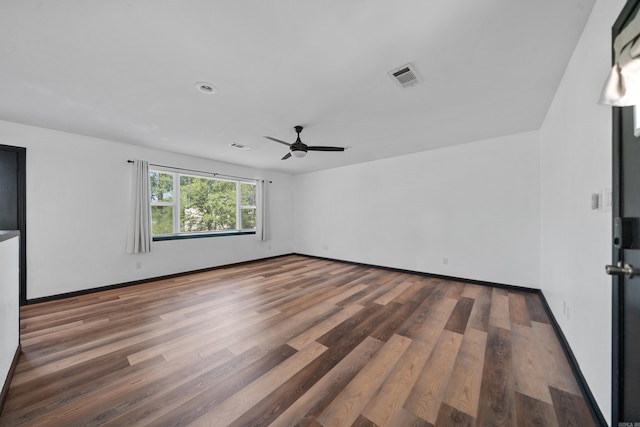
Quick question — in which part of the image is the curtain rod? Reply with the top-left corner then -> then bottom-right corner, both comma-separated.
127,160 -> 272,183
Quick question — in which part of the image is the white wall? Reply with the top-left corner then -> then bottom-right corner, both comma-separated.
0,1 -> 623,419
294,131 -> 541,288
0,119 -> 295,300
540,0 -> 625,422
0,233 -> 19,395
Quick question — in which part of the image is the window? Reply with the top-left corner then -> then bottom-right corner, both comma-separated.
240,182 -> 257,229
150,170 -> 256,238
150,171 -> 175,235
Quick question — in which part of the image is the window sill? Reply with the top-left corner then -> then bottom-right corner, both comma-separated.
153,230 -> 256,241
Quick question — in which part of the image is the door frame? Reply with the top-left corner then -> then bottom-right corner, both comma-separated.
611,0 -> 640,422
0,144 -> 27,306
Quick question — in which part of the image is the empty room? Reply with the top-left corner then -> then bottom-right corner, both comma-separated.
1,0 -> 639,425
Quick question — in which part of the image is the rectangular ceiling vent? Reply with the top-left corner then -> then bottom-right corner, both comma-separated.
389,63 -> 420,88
229,142 -> 251,150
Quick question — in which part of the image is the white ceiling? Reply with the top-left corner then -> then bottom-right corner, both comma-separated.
0,0 -> 595,175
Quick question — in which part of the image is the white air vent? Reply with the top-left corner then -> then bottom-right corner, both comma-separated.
389,63 -> 420,88
229,142 -> 251,150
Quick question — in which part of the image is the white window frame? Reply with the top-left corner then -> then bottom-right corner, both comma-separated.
149,171 -> 179,233
238,181 -> 257,231
150,169 -> 256,237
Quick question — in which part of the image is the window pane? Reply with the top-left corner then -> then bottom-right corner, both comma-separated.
241,208 -> 256,229
180,176 -> 237,232
150,171 -> 173,203
240,182 -> 256,207
151,206 -> 173,234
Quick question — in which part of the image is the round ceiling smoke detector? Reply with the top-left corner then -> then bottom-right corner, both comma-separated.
195,82 -> 217,95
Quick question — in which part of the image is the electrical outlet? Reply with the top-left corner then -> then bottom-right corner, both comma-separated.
136,262 -> 142,270
322,245 -> 329,251
443,258 -> 448,265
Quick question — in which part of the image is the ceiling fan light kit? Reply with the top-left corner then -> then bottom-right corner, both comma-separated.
264,125 -> 346,160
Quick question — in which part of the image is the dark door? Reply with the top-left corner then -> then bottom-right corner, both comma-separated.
610,1 -> 640,423
0,151 -> 18,227
0,145 -> 26,305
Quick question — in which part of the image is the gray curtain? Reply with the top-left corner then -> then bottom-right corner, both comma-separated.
256,179 -> 270,241
126,160 -> 152,253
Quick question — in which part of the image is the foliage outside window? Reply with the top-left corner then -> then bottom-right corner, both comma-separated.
150,170 -> 256,237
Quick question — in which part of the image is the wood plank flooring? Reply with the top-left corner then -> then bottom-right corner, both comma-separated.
0,255 -> 596,426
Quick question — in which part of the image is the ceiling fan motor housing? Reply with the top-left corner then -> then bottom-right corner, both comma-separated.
291,126 -> 308,157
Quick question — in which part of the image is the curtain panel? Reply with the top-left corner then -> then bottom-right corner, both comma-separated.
256,179 -> 270,241
126,159 -> 152,253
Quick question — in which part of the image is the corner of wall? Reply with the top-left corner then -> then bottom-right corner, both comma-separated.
538,0 -> 626,422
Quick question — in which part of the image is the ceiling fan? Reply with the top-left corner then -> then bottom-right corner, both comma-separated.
264,126 -> 346,160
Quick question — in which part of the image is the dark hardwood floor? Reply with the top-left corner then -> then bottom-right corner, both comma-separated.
0,255 -> 595,426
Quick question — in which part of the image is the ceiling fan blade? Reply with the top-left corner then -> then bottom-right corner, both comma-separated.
306,146 -> 345,152
264,136 -> 291,146
281,152 -> 292,160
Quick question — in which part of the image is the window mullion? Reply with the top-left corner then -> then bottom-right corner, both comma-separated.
236,181 -> 241,231
173,173 -> 180,233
